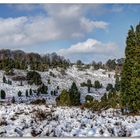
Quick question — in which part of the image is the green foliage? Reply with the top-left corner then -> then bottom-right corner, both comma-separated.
11,96 -> 15,103
51,90 -> 53,95
85,92 -> 120,111
18,91 -> 22,97
87,79 -> 92,93
26,90 -> 29,97
48,79 -> 51,84
92,61 -> 103,70
76,60 -> 83,68
3,76 -> 6,83
80,82 -> 87,87
56,89 -> 71,106
7,79 -> 12,85
84,100 -> 101,111
106,59 -> 116,71
0,50 -> 70,71
27,71 -> 42,85
20,80 -> 23,86
56,82 -> 81,106
31,98 -> 46,105
115,75 -> 121,91
0,90 -> 6,99
37,84 -> 48,94
29,89 -> 32,96
106,83 -> 113,91
121,23 -> 140,113
94,80 -> 102,89
69,82 -> 81,106
85,95 -> 94,103
57,86 -> 59,90
49,71 -> 56,77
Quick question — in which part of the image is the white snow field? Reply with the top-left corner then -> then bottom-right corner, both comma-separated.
0,65 -> 115,103
0,104 -> 140,137
0,65 -> 140,137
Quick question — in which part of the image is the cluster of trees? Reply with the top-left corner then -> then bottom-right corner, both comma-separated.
84,92 -> 120,111
121,23 -> 140,113
3,76 -> 12,85
81,80 -> 102,92
76,58 -> 124,71
84,73 -> 121,110
56,82 -> 80,106
26,71 -> 42,85
0,49 -> 70,73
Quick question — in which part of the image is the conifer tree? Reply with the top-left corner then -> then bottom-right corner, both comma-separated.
56,89 -> 71,106
121,24 -> 140,113
3,76 -> 6,83
29,89 -> 32,96
18,91 -> 22,97
0,90 -> 6,99
87,79 -> 92,93
69,82 -> 80,106
11,96 -> 15,103
26,90 -> 29,97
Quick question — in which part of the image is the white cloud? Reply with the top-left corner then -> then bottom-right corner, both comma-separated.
80,17 -> 108,32
0,4 -> 109,48
58,38 -> 118,56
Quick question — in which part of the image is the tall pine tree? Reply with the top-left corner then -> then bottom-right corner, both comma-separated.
121,24 -> 140,113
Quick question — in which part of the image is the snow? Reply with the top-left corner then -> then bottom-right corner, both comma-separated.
0,65 -> 115,104
0,65 -> 139,137
0,104 -> 139,137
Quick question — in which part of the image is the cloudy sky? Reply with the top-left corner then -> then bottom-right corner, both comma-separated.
0,4 -> 139,63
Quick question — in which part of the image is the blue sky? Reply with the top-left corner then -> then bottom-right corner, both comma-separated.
0,4 -> 139,63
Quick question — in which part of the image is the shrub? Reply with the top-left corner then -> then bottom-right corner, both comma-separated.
29,89 -> 32,96
18,91 -> 22,97
85,95 -> 94,103
80,82 -> 87,87
56,89 -> 71,106
27,71 -> 42,85
49,71 -> 56,77
37,84 -> 48,94
84,100 -> 101,111
94,80 -> 102,89
51,90 -> 54,95
25,90 -> 29,97
48,79 -> 51,84
106,83 -> 113,91
3,76 -> 6,83
87,79 -> 92,93
7,79 -> 12,85
31,98 -> 46,105
0,90 -> 6,99
57,86 -> 59,90
34,109 -> 48,121
11,96 -> 15,103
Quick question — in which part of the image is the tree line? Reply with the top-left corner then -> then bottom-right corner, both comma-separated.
0,49 -> 70,73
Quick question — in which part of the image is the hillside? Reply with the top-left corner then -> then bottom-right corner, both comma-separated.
0,65 -> 115,104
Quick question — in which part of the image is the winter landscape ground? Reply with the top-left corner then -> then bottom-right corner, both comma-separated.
0,65 -> 140,137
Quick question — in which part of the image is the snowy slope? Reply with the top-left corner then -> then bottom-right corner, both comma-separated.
0,104 -> 140,137
0,65 -> 115,103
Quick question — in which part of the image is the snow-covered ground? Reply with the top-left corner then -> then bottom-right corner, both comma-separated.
0,103 -> 140,137
1,65 -> 139,137
0,65 -> 115,103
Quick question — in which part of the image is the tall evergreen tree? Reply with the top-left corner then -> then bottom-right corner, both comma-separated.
87,79 -> 92,93
121,24 -> 140,113
69,82 -> 80,106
